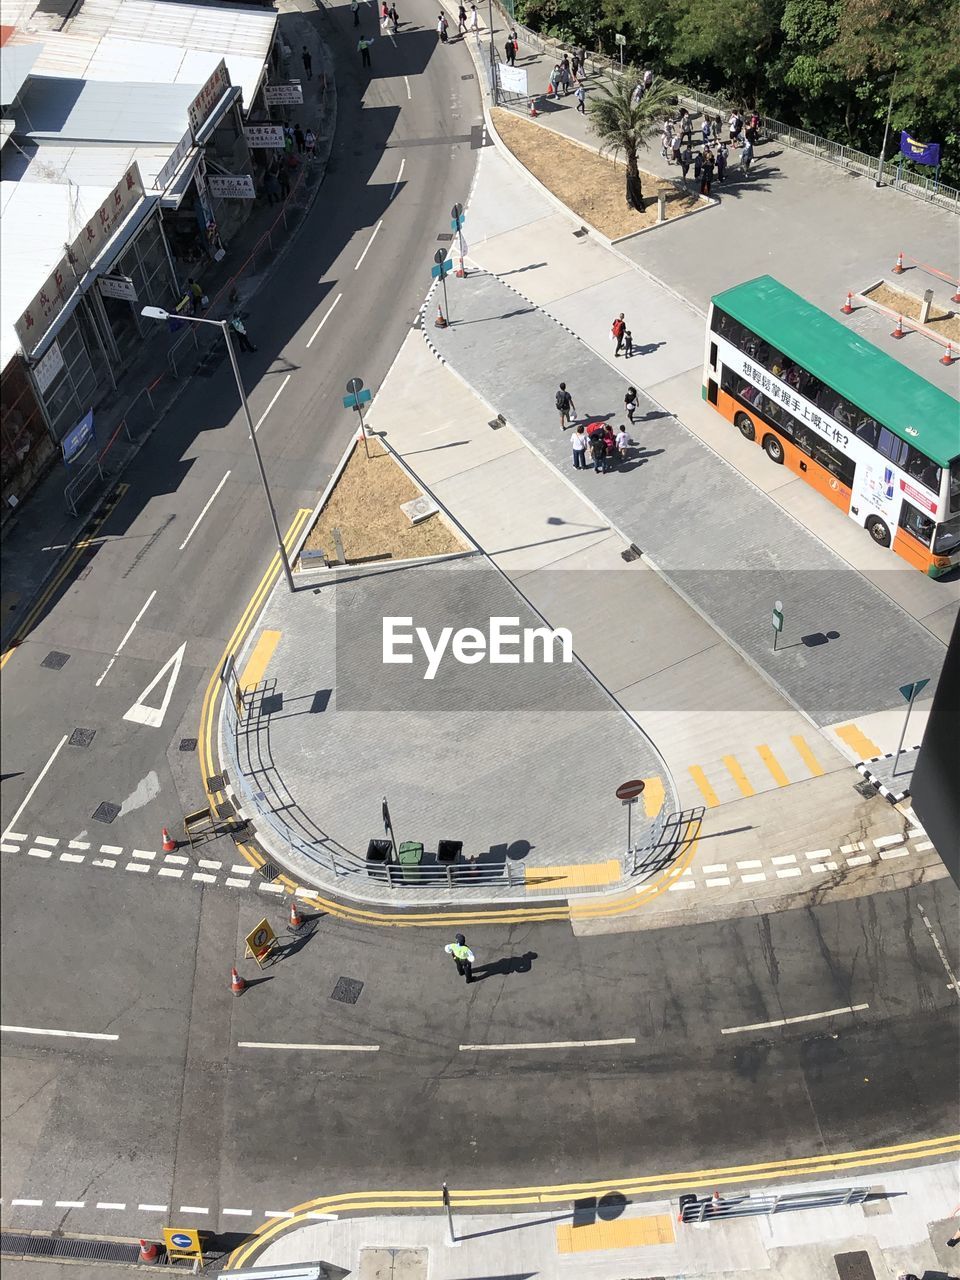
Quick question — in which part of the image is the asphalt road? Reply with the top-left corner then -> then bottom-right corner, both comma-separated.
1,0 -> 959,1246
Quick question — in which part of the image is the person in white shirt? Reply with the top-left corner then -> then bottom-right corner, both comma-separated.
616,426 -> 632,459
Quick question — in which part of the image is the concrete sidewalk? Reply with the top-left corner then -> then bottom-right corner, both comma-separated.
251,1162 -> 960,1280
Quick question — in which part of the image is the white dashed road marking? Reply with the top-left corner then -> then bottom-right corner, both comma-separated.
0,1024 -> 119,1041
720,1004 -> 869,1035
460,1038 -> 635,1051
34,836 -> 59,847
59,853 -> 84,863
238,1041 -> 381,1052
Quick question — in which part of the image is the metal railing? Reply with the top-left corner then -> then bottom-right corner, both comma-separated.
679,1186 -> 870,1223
495,4 -> 959,213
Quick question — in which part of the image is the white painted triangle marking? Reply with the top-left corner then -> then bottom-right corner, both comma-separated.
123,643 -> 186,728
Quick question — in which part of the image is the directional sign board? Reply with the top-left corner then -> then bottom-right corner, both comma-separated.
244,918 -> 278,968
342,388 -> 372,409
431,261 -> 452,279
899,679 -> 929,702
163,1227 -> 203,1263
615,779 -> 646,801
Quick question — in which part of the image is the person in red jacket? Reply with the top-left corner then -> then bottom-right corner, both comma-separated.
611,312 -> 626,357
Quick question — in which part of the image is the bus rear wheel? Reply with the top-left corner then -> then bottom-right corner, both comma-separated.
762,434 -> 784,464
734,412 -> 755,441
866,516 -> 891,547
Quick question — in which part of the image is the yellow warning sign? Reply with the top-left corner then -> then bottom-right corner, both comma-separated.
244,917 -> 278,968
163,1226 -> 203,1262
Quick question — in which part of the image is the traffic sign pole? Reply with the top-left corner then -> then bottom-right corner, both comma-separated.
893,678 -> 929,776
615,779 -> 646,860
771,600 -> 784,652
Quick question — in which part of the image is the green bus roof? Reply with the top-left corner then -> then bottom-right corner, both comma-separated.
711,276 -> 960,466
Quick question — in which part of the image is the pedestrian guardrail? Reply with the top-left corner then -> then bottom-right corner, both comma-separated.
64,452 -> 104,516
678,1186 -> 870,1223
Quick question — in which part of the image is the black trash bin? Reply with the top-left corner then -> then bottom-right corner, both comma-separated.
366,838 -> 391,879
436,840 -> 462,866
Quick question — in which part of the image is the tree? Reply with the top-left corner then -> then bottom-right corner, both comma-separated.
588,74 -> 677,209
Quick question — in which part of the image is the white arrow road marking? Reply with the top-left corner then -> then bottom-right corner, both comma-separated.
122,643 -> 186,728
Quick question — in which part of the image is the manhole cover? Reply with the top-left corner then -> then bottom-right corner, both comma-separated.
69,727 -> 96,748
834,1251 -> 876,1280
854,779 -> 877,797
437,232 -> 453,241
461,73 -> 474,79
91,801 -> 120,824
179,737 -> 198,752
42,650 -> 70,670
331,977 -> 364,1005
207,773 -> 225,792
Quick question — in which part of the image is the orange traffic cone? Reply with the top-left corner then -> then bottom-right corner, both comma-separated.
288,898 -> 303,930
952,285 -> 960,304
941,343 -> 956,366
230,966 -> 245,996
161,826 -> 176,852
891,315 -> 905,339
435,305 -> 448,328
139,1240 -> 158,1264
546,81 -> 555,96
840,291 -> 854,315
529,97 -> 539,117
892,251 -> 905,274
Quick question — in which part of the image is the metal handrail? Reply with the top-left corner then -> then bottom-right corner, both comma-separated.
679,1186 -> 870,1223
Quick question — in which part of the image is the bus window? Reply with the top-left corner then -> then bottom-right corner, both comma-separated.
877,427 -> 909,468
951,459 -> 960,514
898,502 -> 935,547
905,448 -> 941,493
854,418 -> 880,448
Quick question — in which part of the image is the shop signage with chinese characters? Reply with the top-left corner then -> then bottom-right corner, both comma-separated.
188,59 -> 231,139
33,340 -> 65,395
207,173 -> 256,199
264,83 -> 304,105
243,124 -> 285,149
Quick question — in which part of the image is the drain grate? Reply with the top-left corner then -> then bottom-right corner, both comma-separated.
179,737 -> 198,752
41,651 -> 70,670
0,1232 -> 147,1264
69,727 -> 96,748
259,862 -> 281,882
91,801 -> 120,824
331,976 -> 364,1005
854,779 -> 877,797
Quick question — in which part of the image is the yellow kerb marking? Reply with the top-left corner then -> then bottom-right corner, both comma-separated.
239,629 -> 282,691
791,735 -> 825,777
722,755 -> 755,798
525,860 -> 621,890
688,766 -> 719,808
834,723 -> 882,760
642,777 -> 665,817
556,1213 -> 675,1253
756,744 -> 790,787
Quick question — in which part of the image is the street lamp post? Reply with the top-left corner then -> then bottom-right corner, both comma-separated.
141,307 -> 294,593
487,0 -> 498,104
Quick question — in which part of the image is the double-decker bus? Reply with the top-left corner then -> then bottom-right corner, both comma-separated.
704,276 -> 960,577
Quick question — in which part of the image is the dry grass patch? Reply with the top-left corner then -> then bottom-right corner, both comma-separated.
300,440 -> 468,566
491,106 -> 702,239
864,281 -> 960,343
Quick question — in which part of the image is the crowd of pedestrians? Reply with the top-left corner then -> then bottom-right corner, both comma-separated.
659,107 -> 761,190
556,381 -> 643,475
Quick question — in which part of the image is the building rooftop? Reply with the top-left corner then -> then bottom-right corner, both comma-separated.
15,74 -> 198,143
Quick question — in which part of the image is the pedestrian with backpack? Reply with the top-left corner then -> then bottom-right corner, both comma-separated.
590,425 -> 606,473
555,381 -> 576,430
611,312 -> 626,356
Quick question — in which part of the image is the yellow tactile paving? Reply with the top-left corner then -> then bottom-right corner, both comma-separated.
791,734 -> 825,776
688,765 -> 720,807
756,744 -> 790,786
525,860 -> 621,890
722,755 -> 755,797
833,722 -> 883,760
239,629 -> 282,691
556,1213 -> 675,1253
642,776 -> 665,817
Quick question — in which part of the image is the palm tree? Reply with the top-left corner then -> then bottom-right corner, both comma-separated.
587,74 -> 678,210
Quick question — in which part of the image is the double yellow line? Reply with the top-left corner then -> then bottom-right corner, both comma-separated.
226,1132 -> 960,1268
0,484 -> 129,673
197,515 -> 700,926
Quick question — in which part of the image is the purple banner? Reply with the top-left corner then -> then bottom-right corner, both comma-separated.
899,132 -> 940,166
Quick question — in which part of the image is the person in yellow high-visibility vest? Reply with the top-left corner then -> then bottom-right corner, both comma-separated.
444,933 -> 474,983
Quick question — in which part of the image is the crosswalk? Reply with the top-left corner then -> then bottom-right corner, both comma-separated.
680,733 -> 829,809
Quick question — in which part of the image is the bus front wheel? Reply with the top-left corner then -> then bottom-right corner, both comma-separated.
734,412 -> 756,441
866,516 -> 891,547
762,434 -> 784,464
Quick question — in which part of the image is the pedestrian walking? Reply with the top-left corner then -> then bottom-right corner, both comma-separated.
716,142 -> 727,182
277,161 -> 291,198
444,933 -> 475,982
469,2 -> 479,34
712,113 -> 722,143
263,168 -> 280,205
571,424 -> 588,470
437,13 -> 448,42
283,125 -> 294,156
389,4 -> 398,33
578,45 -> 587,75
728,110 -> 742,146
230,311 -> 257,353
187,277 -> 204,314
505,29 -> 517,63
660,121 -> 674,160
701,115 -> 711,146
358,33 -> 373,64
352,0 -> 360,24
634,79 -> 646,106
694,149 -> 703,184
301,46 -> 313,79
624,386 -> 638,423
700,147 -> 714,196
623,328 -> 634,358
380,0 -> 388,22
571,48 -> 580,78
741,137 -> 753,174
575,81 -> 585,113
670,133 -> 681,165
294,123 -> 305,154
677,106 -> 692,143
304,128 -> 316,159
591,425 -> 606,473
679,142 -> 692,184
458,2 -> 466,33
555,381 -> 576,430
616,425 -> 632,459
560,55 -> 571,94
549,63 -> 562,95
611,311 -> 626,356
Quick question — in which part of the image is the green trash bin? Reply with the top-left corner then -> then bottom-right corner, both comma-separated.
397,841 -> 424,882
